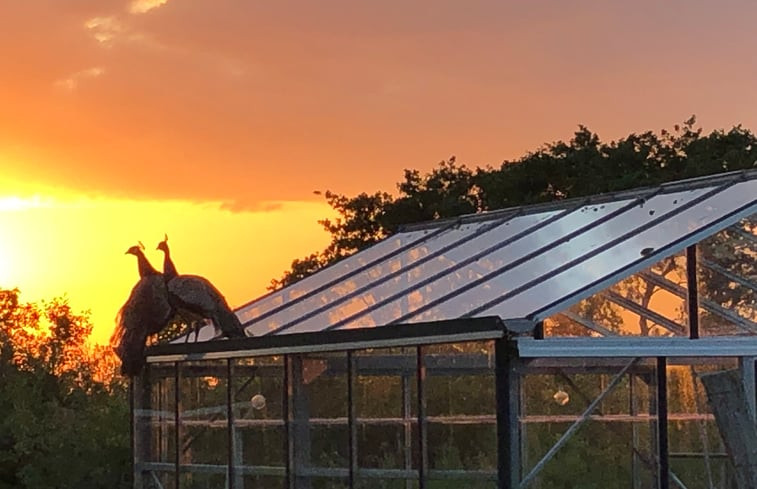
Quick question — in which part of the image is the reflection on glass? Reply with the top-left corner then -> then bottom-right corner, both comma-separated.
698,216 -> 757,336
283,211 -> 561,334
290,352 -> 349,487
232,356 -> 286,487
239,229 -> 433,330
136,363 -> 176,489
424,342 -> 496,485
521,359 -> 657,488
545,251 -> 689,337
483,181 -> 757,322
178,360 -> 229,484
355,347 -> 418,483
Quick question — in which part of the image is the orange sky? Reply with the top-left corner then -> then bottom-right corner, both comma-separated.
2,0 -> 757,343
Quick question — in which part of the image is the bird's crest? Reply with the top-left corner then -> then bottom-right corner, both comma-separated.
138,241 -> 146,250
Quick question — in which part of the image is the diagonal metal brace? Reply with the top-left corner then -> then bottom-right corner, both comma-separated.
519,358 -> 640,489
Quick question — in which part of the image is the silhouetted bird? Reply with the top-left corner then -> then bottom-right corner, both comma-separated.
126,242 -> 160,277
156,234 -> 178,281
112,244 -> 173,375
156,237 -> 246,339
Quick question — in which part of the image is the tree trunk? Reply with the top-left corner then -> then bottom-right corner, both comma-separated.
699,369 -> 757,489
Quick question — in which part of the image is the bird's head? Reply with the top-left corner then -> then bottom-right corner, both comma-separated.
156,234 -> 169,252
125,242 -> 146,256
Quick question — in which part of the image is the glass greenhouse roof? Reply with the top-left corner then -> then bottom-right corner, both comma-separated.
187,170 -> 757,342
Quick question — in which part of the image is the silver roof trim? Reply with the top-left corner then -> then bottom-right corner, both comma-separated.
146,330 -> 505,363
517,337 -> 757,358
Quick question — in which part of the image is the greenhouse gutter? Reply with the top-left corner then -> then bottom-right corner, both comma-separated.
145,316 -> 512,363
517,337 -> 757,358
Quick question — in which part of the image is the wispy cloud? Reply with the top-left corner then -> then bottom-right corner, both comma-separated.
129,0 -> 170,14
84,16 -> 123,45
54,67 -> 105,91
219,200 -> 285,213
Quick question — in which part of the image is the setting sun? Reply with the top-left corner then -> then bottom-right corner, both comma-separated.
0,193 -> 335,344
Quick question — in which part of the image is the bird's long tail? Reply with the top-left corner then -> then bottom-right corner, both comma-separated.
213,307 -> 246,338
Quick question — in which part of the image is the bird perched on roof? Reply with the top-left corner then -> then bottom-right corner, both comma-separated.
111,243 -> 173,375
127,242 -> 160,277
156,234 -> 178,281
156,235 -> 247,340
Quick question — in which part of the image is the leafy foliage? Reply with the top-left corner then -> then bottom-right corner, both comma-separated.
0,289 -> 129,489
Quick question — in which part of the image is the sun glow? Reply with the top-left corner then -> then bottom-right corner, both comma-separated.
0,196 -> 50,212
0,191 -> 334,344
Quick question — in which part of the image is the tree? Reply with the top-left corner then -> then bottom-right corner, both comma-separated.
0,289 -> 130,489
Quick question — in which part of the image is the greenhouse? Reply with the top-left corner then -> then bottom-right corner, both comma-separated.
134,169 -> 757,489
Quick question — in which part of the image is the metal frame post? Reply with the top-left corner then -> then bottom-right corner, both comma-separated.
290,355 -> 312,489
347,351 -> 356,488
174,362 -> 181,489
227,359 -> 239,489
656,357 -> 669,489
740,357 -> 757,424
284,355 -> 293,489
495,339 -> 520,489
686,245 -> 700,338
402,371 -> 413,489
417,346 -> 427,489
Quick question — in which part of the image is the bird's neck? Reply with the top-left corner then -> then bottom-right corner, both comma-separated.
136,250 -> 160,277
162,248 -> 178,279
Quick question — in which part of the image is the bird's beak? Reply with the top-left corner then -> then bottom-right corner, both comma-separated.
155,245 -> 160,250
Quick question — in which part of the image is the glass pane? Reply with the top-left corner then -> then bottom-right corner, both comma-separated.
308,189 -> 704,329
698,216 -> 757,336
482,179 -> 757,320
355,347 -> 418,482
520,358 -> 657,488
239,229 -> 433,330
282,211 -> 561,333
136,363 -> 177,489
254,218 -> 531,335
545,252 -> 689,337
290,352 -> 349,487
232,356 -> 286,484
424,342 -> 496,484
178,361 -> 229,486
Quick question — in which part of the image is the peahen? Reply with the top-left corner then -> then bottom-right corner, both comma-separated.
111,243 -> 173,375
156,235 -> 246,339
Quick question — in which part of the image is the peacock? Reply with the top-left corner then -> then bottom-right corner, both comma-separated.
111,243 -> 173,375
156,234 -> 178,281
156,235 -> 247,339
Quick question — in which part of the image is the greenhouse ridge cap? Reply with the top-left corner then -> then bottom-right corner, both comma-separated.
398,168 -> 757,232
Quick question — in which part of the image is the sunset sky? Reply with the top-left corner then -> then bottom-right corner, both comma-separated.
2,0 -> 757,344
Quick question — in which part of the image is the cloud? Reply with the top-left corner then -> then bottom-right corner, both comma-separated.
129,0 -> 169,14
54,67 -> 105,91
84,16 -> 123,45
219,200 -> 285,213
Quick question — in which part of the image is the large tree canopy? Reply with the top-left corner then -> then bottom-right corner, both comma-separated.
271,117 -> 757,289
